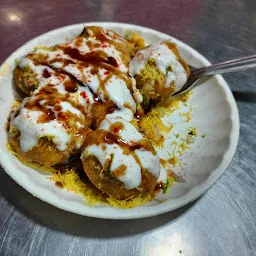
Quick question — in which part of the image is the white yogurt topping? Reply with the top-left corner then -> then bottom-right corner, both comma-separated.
32,48 -> 136,112
19,57 -> 95,108
85,143 -> 141,189
99,113 -> 144,145
68,34 -> 128,73
62,63 -> 136,111
105,75 -> 136,111
11,97 -> 84,152
134,150 -> 160,178
105,108 -> 134,121
129,42 -> 188,91
12,108 -> 71,152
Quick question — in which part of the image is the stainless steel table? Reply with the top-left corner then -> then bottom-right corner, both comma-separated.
0,0 -> 256,255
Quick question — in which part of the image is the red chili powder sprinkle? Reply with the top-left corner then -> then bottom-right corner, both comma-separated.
80,91 -> 87,99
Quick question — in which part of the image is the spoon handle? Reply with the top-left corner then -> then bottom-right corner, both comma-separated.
192,54 -> 256,78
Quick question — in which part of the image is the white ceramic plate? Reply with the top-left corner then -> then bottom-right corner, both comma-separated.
0,22 -> 239,219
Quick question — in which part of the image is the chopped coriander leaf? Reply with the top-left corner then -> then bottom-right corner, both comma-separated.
202,134 -> 206,138
124,30 -> 133,40
181,141 -> 189,150
162,178 -> 171,194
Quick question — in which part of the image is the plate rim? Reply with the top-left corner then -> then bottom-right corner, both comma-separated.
0,22 -> 240,219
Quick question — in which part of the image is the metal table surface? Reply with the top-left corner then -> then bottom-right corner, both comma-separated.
0,0 -> 256,255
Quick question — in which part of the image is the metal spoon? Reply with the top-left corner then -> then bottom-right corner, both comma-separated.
174,55 -> 256,95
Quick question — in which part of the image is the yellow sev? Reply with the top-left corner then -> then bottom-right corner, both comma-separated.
131,106 -> 173,147
131,91 -> 192,147
50,170 -> 153,209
